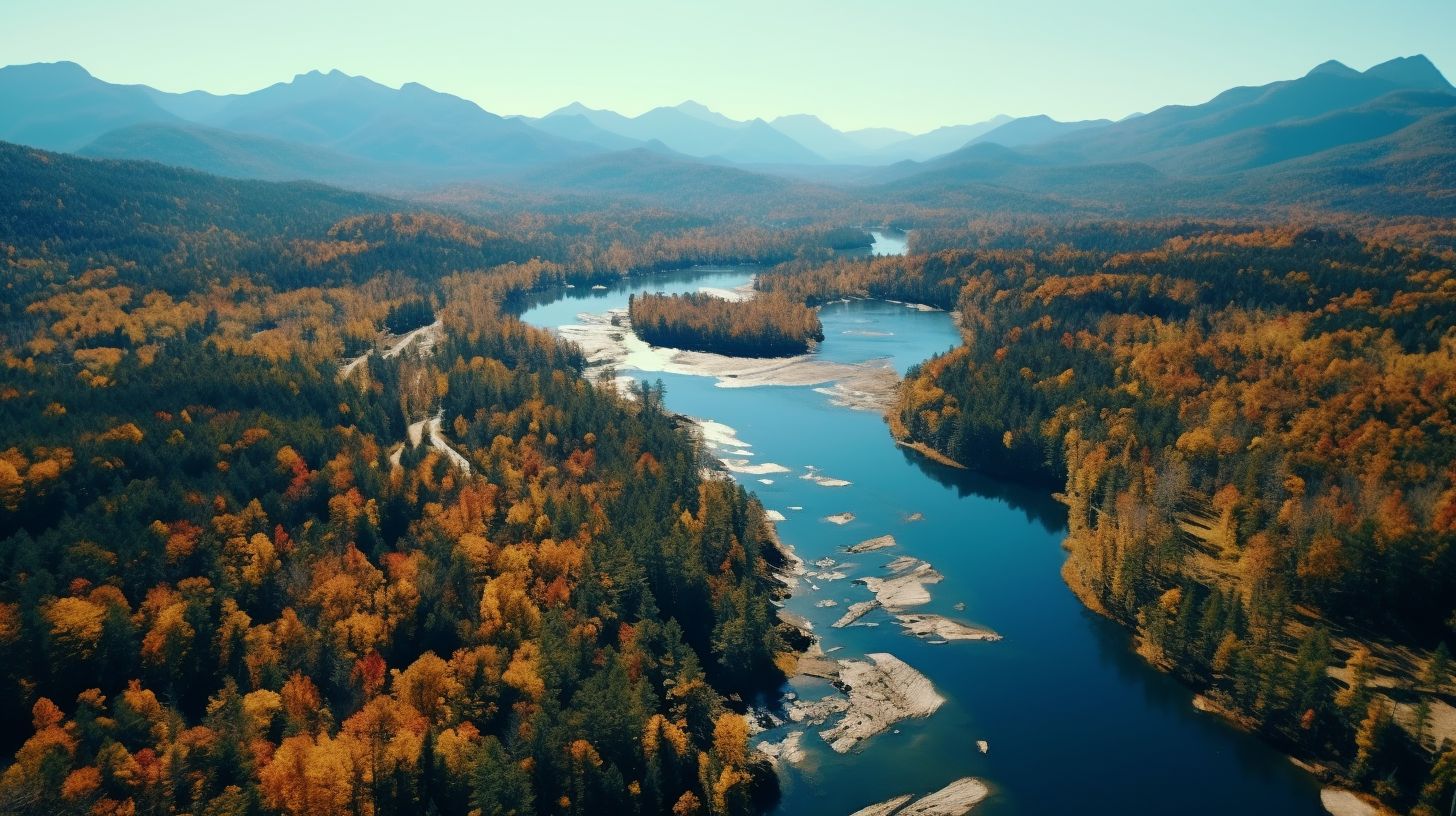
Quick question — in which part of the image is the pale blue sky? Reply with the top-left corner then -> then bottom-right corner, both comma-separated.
2,0 -> 1452,133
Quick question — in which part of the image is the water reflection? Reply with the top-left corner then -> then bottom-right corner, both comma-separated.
518,265 -> 1328,816
896,446 -> 1068,535
1081,610 -> 1324,791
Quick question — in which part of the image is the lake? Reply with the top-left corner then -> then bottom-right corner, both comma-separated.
517,261 -> 1327,816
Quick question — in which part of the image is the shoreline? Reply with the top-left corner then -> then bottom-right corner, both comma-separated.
526,276 -> 1324,815
895,440 -> 967,469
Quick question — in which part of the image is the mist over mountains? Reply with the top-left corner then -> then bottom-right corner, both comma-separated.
2,55 -> 1453,217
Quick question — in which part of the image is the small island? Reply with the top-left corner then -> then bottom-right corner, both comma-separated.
629,291 -> 825,357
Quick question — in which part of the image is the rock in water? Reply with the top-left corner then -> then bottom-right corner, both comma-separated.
820,653 -> 944,753
842,778 -> 990,816
859,562 -> 944,609
895,614 -> 1002,642
847,534 -> 897,553
885,555 -> 923,573
832,599 -> 881,628
846,795 -> 915,816
756,731 -> 806,766
899,778 -> 991,815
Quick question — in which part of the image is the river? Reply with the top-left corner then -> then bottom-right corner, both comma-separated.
517,246 -> 1327,815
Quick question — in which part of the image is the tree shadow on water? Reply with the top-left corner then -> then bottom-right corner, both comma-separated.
897,446 -> 1068,535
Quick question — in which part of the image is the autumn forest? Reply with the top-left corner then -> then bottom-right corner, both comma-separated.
3,46 -> 1456,816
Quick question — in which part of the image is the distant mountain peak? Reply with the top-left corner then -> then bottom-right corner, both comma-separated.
673,100 -> 746,129
1363,55 -> 1455,91
669,100 -> 716,116
548,101 -> 599,117
38,60 -> 93,77
772,113 -> 829,126
288,68 -> 381,89
1307,60 -> 1359,78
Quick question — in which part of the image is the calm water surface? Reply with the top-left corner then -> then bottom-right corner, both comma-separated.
518,266 -> 1325,816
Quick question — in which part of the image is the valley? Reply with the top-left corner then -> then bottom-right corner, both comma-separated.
2,32 -> 1455,816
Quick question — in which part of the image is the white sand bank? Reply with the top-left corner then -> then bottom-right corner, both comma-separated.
723,459 -> 791,475
697,277 -> 757,302
558,309 -> 896,405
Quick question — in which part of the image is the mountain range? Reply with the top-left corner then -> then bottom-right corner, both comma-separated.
1,55 -> 1453,217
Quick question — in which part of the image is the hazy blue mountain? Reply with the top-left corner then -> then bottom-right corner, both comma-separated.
1030,55 -> 1456,165
1230,105 -> 1456,215
518,113 -> 650,151
0,61 -> 182,151
765,115 -> 925,161
194,70 -> 599,169
770,113 -> 1022,164
1148,88 -> 1456,175
540,102 -> 639,137
715,119 -> 830,165
873,59 -> 1456,219
767,114 -> 869,161
77,121 -> 399,186
843,126 -> 917,151
502,147 -> 852,214
851,116 -> 1015,163
673,100 -> 749,130
1,63 -> 606,178
967,114 -> 1112,148
140,86 -> 237,121
532,101 -> 826,164
1362,54 -> 1456,90
9,54 -> 1454,216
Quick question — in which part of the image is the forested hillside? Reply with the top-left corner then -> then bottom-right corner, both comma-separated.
0,143 -> 811,816
760,222 -> 1456,814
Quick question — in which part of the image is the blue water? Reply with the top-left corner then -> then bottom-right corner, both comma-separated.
869,230 -> 909,256
519,268 -> 1326,816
